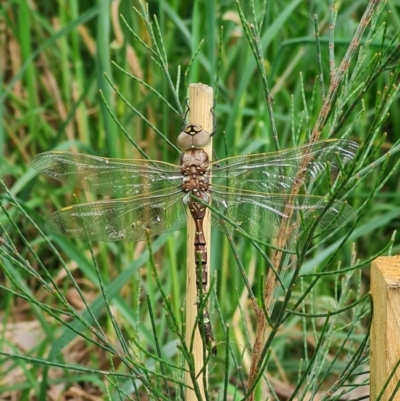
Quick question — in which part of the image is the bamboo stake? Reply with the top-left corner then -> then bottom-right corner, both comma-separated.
370,256 -> 400,400
185,83 -> 213,400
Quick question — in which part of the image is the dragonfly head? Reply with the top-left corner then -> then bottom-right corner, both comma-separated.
177,124 -> 211,150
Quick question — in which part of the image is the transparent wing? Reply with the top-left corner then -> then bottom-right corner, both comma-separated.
45,190 -> 186,242
210,139 -> 358,193
31,151 -> 182,197
210,186 -> 356,242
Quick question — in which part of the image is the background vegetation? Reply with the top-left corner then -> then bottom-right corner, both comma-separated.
1,0 -> 400,399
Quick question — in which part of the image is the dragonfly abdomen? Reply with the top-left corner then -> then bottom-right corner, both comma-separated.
189,203 -> 216,355
181,147 -> 216,354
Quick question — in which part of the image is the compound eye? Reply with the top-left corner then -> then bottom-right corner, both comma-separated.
177,130 -> 193,149
192,129 -> 211,148
177,124 -> 211,149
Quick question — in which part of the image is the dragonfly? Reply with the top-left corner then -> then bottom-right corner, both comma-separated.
31,124 -> 358,355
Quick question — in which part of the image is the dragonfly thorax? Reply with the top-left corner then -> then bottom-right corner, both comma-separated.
180,149 -> 210,196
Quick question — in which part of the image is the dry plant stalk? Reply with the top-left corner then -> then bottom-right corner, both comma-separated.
184,83 -> 214,401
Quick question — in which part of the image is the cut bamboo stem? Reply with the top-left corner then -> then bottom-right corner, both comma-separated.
185,83 -> 213,400
370,256 -> 400,400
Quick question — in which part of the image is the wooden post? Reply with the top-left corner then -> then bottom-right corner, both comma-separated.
370,256 -> 400,400
185,83 -> 213,400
